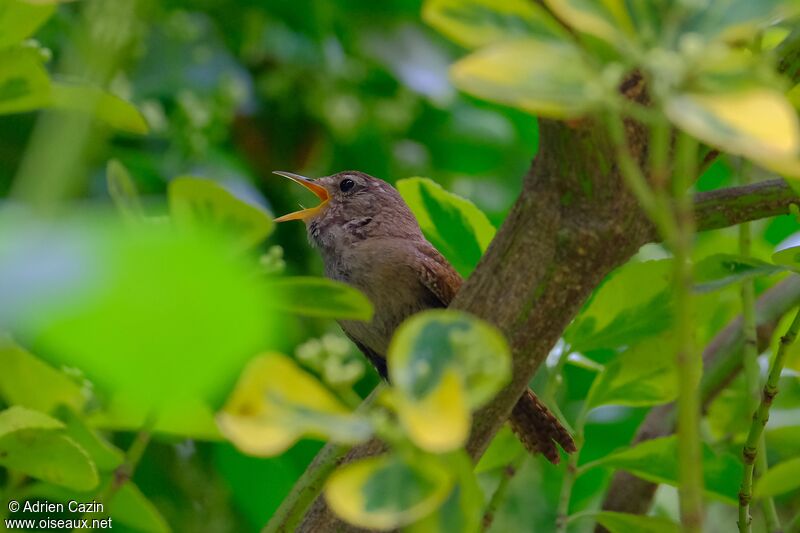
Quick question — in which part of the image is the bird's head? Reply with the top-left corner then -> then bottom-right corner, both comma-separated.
273,170 -> 420,251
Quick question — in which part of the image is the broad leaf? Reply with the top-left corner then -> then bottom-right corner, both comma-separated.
544,0 -> 633,47
388,310 -> 510,452
584,435 -> 742,504
772,245 -> 800,271
397,177 -> 495,276
169,177 -> 274,250
263,276 -> 373,321
423,0 -> 567,50
593,511 -> 680,533
27,480 -> 171,533
0,215 -> 272,415
665,89 -> 800,178
57,407 -> 124,472
685,0 -> 800,43
407,451 -> 483,533
754,457 -> 800,499
450,38 -> 600,118
566,260 -> 673,353
49,83 -> 149,134
694,253 -> 784,292
0,46 -> 50,115
585,334 -> 681,410
325,453 -> 453,531
475,424 -> 525,473
0,406 -> 98,491
0,0 -> 56,49
0,339 -> 85,412
217,354 -> 372,456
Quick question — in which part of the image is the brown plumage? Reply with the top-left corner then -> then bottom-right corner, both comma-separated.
275,170 -> 576,463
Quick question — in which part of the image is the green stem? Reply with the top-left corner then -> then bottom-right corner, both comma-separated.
756,434 -> 780,532
672,132 -> 703,533
555,408 -> 587,533
787,509 -> 800,533
263,386 -> 384,533
481,453 -> 526,531
739,306 -> 800,532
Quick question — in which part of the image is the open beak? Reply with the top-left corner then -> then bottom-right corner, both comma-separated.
272,171 -> 330,222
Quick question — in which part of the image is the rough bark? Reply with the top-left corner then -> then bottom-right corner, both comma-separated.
597,275 -> 800,529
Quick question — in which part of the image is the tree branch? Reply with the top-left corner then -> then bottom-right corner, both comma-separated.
693,179 -> 799,234
597,275 -> 800,528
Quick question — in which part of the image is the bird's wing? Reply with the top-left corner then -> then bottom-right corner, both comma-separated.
414,243 -> 463,307
342,330 -> 388,379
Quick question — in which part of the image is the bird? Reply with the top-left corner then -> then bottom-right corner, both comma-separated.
273,169 -> 576,463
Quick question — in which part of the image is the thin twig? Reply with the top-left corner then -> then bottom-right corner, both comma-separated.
482,454 -> 526,531
555,409 -> 587,533
739,306 -> 800,532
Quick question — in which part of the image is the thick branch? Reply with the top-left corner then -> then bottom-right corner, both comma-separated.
693,179 -> 798,234
597,275 -> 800,527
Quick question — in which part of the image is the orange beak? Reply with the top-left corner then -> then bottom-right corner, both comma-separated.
272,171 -> 330,222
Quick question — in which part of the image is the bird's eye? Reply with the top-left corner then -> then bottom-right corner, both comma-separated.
339,178 -> 355,193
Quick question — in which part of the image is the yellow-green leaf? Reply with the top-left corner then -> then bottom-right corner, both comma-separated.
49,83 -> 149,134
325,454 -> 453,531
388,310 -> 510,452
263,276 -> 374,321
450,38 -> 600,118
394,369 -> 470,453
169,177 -> 274,250
0,0 -> 56,49
754,457 -> 800,499
544,0 -> 633,47
217,354 -> 372,456
0,406 -> 99,491
0,46 -> 50,114
0,339 -> 85,413
772,245 -> 800,271
423,0 -> 567,49
665,89 -> 800,177
593,511 -> 681,533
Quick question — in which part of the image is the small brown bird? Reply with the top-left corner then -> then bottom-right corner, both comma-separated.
274,170 -> 575,463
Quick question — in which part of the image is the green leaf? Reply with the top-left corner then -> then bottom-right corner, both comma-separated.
423,0 -> 568,49
0,406 -> 98,491
0,46 -> 50,114
754,457 -> 800,499
565,260 -> 673,353
325,453 -> 454,530
694,253 -> 784,292
396,177 -> 495,277
217,354 -> 372,456
772,245 -> 800,271
544,0 -> 633,47
407,451 -> 482,533
0,0 -> 56,49
450,38 -> 600,118
27,480 -> 171,533
475,424 -> 525,473
0,338 -> 85,413
49,82 -> 149,134
106,159 -> 145,222
585,334 -> 681,410
584,435 -> 742,504
665,89 -> 800,178
388,310 -> 510,452
169,176 -> 274,250
56,407 -> 124,472
263,276 -> 373,321
0,215 -> 273,417
592,511 -> 680,533
685,0 -> 800,43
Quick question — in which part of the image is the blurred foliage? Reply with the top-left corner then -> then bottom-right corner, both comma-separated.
0,0 -> 799,532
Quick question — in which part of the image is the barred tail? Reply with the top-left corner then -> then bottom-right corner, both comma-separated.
509,389 -> 576,464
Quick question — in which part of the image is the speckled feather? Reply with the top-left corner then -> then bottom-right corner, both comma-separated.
297,170 -> 575,463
